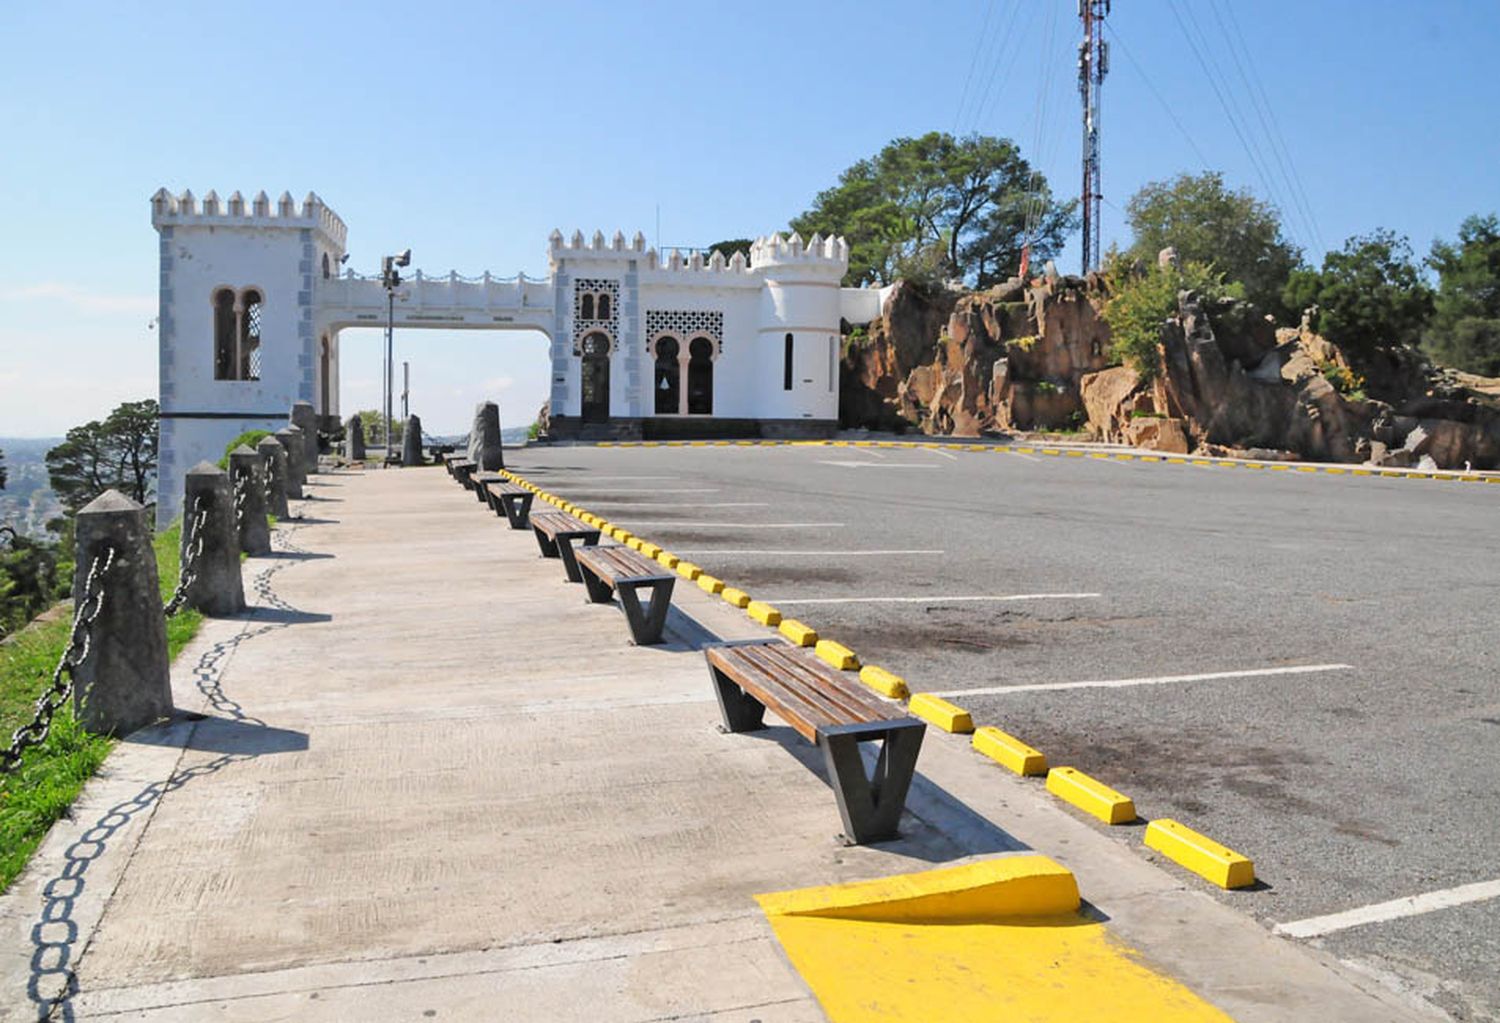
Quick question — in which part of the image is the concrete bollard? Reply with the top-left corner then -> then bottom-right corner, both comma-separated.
228,446 -> 272,555
256,435 -> 292,519
346,414 -> 366,460
403,414 -> 425,466
71,490 -> 173,735
468,401 -> 504,470
181,461 -> 247,615
274,426 -> 306,499
290,401 -> 321,476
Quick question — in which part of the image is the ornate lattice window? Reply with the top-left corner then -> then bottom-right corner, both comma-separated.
645,310 -> 723,356
241,290 -> 263,381
572,278 -> 620,355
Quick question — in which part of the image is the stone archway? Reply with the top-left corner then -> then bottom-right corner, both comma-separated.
581,331 -> 611,423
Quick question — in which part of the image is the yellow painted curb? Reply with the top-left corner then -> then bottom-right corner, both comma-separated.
1046,767 -> 1136,824
1144,819 -> 1256,890
757,854 -> 1079,922
972,726 -> 1048,776
747,601 -> 782,626
697,574 -> 725,595
778,619 -> 817,646
858,665 -> 909,700
674,561 -> 701,581
655,551 -> 680,569
814,639 -> 859,670
640,542 -> 662,558
721,587 -> 751,608
627,538 -> 646,551
908,693 -> 974,733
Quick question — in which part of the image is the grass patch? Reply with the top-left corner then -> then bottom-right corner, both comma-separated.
0,520 -> 205,894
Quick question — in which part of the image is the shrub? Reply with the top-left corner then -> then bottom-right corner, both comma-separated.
1102,259 -> 1240,380
217,430 -> 272,469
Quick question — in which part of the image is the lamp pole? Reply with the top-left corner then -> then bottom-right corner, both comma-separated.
380,249 -> 411,464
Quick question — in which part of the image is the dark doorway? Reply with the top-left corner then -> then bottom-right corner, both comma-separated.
654,336 -> 680,415
581,332 -> 611,423
688,337 -> 714,415
319,336 -> 331,415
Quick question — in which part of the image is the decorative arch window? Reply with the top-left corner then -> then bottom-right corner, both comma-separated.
239,289 -> 263,380
596,293 -> 611,320
212,288 -> 237,380
322,252 -> 331,279
654,336 -> 680,415
580,293 -> 596,320
688,337 -> 714,415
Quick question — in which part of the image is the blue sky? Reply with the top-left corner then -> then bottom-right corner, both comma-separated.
2,0 -> 1496,437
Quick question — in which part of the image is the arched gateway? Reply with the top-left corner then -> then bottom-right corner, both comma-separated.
149,188 -> 887,525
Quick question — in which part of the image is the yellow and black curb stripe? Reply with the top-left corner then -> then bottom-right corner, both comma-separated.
498,466 -> 1260,891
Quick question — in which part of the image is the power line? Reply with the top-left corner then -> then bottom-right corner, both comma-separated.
969,1 -> 1034,133
1104,22 -> 1213,172
952,0 -> 998,135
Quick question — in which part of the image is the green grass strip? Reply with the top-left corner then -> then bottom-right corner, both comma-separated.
0,521 -> 205,894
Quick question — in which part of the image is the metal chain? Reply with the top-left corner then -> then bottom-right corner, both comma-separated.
163,494 -> 208,617
232,468 -> 248,532
262,457 -> 276,503
2,547 -> 115,775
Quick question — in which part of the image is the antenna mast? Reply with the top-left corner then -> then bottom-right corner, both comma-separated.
1079,0 -> 1110,274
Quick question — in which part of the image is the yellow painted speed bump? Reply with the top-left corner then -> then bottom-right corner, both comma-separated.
674,561 -> 702,581
972,726 -> 1048,776
747,601 -> 782,626
908,694 -> 974,733
815,639 -> 860,670
697,574 -> 725,594
1144,819 -> 1256,890
778,619 -> 817,646
858,665 -> 908,700
1046,767 -> 1136,824
721,587 -> 751,608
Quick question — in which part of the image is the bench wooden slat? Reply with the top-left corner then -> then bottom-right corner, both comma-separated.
575,545 -> 671,585
736,645 -> 894,735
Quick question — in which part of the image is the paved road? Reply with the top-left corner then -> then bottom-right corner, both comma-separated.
511,442 -> 1500,1022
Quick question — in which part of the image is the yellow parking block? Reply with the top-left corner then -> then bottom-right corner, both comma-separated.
655,550 -> 680,569
721,587 -> 751,608
627,538 -> 646,551
908,694 -> 974,733
1144,819 -> 1256,890
697,574 -> 725,595
858,665 -> 909,700
778,619 -> 817,646
972,726 -> 1048,776
747,601 -> 782,626
639,542 -> 662,558
1046,767 -> 1136,824
674,561 -> 702,581
814,639 -> 860,671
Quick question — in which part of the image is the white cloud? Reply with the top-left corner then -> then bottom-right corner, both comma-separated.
0,283 -> 156,316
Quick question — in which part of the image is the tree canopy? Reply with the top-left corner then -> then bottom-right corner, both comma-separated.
790,132 -> 1075,289
0,449 -> 7,491
1426,213 -> 1500,376
707,238 -> 752,262
45,399 -> 160,512
1125,171 -> 1301,321
1283,230 -> 1434,358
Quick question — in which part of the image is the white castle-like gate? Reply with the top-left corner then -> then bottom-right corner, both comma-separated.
150,188 -> 888,524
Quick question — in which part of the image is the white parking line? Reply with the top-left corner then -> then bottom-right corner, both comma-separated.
922,447 -> 959,461
670,549 -> 945,557
765,593 -> 1100,605
1275,879 -> 1500,938
609,521 -> 845,529
817,460 -> 941,469
529,475 -> 680,481
583,502 -> 770,509
555,488 -> 720,494
929,663 -> 1354,698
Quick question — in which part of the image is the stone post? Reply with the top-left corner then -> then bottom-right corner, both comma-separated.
290,401 -> 321,475
274,426 -> 306,499
403,414 -> 425,466
346,414 -> 366,460
181,461 -> 246,615
228,446 -> 272,555
256,435 -> 292,519
71,490 -> 172,735
468,401 -> 504,470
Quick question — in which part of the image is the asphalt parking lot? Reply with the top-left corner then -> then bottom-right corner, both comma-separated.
507,440 -> 1500,1021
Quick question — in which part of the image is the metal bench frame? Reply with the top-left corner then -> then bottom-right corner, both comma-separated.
484,482 -> 534,529
704,638 -> 925,845
530,513 -> 602,582
575,545 -> 677,645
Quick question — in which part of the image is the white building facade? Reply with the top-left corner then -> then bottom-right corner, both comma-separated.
151,188 -> 886,524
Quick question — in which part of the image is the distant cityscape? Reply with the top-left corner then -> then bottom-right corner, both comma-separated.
0,438 -> 63,538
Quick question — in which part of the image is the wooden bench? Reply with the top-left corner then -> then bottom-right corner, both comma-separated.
704,639 -> 926,845
470,471 -> 506,503
529,511 -> 602,582
483,481 -> 534,529
574,545 -> 677,645
449,458 -> 477,488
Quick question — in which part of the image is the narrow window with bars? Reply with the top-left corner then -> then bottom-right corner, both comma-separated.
241,289 -> 263,381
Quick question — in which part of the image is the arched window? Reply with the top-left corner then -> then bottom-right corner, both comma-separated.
580,293 -> 595,320
322,253 -> 331,279
688,337 -> 714,415
597,293 -> 611,320
783,333 -> 794,391
213,288 -> 236,380
239,289 -> 263,381
654,336 -> 680,415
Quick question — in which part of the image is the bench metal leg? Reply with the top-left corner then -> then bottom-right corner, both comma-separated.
707,661 -> 767,734
818,720 -> 926,844
532,526 -> 559,558
580,565 -> 614,604
501,494 -> 532,529
554,531 -> 601,583
617,578 -> 674,645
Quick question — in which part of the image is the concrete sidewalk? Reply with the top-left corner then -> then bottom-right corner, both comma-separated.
0,467 -> 1444,1021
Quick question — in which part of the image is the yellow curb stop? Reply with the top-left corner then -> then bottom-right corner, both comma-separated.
908,694 -> 974,733
857,665 -> 909,700
1144,819 -> 1256,889
1046,767 -> 1136,824
972,726 -> 1048,776
814,639 -> 860,670
747,601 -> 782,626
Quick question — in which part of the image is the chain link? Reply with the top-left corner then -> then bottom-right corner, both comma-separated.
232,468 -> 248,532
163,495 -> 208,617
262,455 -> 276,503
2,547 -> 115,775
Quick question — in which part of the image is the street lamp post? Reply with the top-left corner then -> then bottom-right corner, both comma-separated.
380,249 -> 411,465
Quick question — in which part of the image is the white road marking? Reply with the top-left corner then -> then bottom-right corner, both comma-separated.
1274,879 -> 1500,938
765,593 -> 1100,605
553,488 -> 720,494
609,521 -> 845,529
1010,451 -> 1042,462
929,663 -> 1355,698
529,475 -> 679,481
816,460 -> 941,469
583,501 -> 769,509
922,447 -> 960,461
670,548 -> 945,557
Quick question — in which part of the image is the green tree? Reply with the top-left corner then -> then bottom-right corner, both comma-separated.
1426,213 -> 1500,376
708,238 -> 753,262
790,132 -> 1075,288
356,409 -> 403,447
1102,259 -> 1242,381
1126,171 -> 1301,321
45,399 -> 160,512
1283,230 -> 1434,358
0,528 -> 60,638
